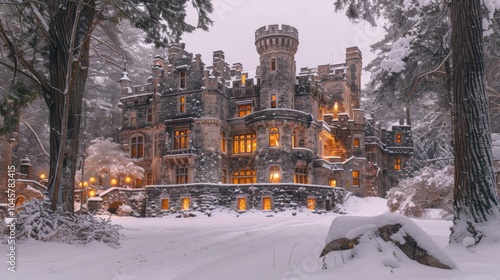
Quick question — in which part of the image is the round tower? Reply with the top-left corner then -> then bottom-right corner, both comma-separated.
255,24 -> 298,109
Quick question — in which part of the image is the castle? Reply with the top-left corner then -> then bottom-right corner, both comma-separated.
114,24 -> 413,215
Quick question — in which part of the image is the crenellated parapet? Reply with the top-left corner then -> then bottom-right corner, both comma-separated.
255,24 -> 299,56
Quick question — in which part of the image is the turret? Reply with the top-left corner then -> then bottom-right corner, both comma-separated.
118,61 -> 131,97
345,47 -> 362,109
255,24 -> 299,109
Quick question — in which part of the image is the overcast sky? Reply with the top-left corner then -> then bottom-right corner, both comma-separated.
182,0 -> 385,85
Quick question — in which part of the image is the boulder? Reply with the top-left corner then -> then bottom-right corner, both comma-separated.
320,213 -> 456,269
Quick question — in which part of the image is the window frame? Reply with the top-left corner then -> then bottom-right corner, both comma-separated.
179,71 -> 187,88
130,135 -> 144,159
233,134 -> 256,154
394,158 -> 402,170
147,107 -> 153,123
129,110 -> 137,126
232,169 -> 256,184
294,167 -> 308,184
354,138 -> 360,148
352,170 -> 360,187
269,127 -> 280,147
262,196 -> 272,211
271,57 -> 276,71
173,128 -> 190,150
161,198 -> 169,210
270,94 -> 277,108
307,196 -> 316,211
269,165 -> 281,183
237,104 -> 252,117
329,179 -> 337,187
175,167 -> 189,184
395,133 -> 403,144
221,131 -> 227,153
179,96 -> 186,113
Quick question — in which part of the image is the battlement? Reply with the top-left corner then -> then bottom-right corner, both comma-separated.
255,24 -> 299,41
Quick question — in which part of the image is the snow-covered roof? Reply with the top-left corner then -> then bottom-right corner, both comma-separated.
119,71 -> 130,82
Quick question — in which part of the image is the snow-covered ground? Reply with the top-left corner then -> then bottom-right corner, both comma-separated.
3,196 -> 500,280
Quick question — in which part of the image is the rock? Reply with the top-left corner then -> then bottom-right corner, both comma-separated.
320,213 -> 456,270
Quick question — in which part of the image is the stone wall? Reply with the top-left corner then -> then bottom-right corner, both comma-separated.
92,187 -> 146,216
145,183 -> 346,217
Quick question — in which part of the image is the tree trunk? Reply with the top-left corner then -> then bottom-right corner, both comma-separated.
450,0 -> 500,243
46,1 -> 95,212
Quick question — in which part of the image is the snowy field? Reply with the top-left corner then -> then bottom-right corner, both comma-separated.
3,197 -> 500,280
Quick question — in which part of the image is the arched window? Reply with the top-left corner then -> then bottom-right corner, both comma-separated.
232,169 -> 256,184
269,165 -> 281,183
130,135 -> 144,159
269,127 -> 279,147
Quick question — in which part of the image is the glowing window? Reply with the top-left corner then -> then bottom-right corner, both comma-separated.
174,129 -> 189,149
271,94 -> 277,108
176,167 -> 188,184
329,179 -> 337,187
232,169 -> 256,184
179,96 -> 186,113
233,134 -> 256,154
354,138 -> 360,148
292,130 -> 298,148
271,57 -> 276,71
269,127 -> 279,147
294,167 -> 308,184
394,158 -> 402,170
352,170 -> 360,186
237,197 -> 246,211
181,197 -> 190,210
161,198 -> 169,210
241,74 -> 246,86
307,197 -> 316,211
238,104 -> 252,117
180,71 -> 186,88
269,166 -> 281,183
147,107 -> 153,123
130,135 -> 144,159
395,133 -> 403,144
221,131 -> 227,153
263,197 -> 272,211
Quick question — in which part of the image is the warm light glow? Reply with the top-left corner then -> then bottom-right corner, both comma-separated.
161,198 -> 169,210
125,176 -> 132,183
237,198 -> 246,211
40,173 -> 46,180
89,177 -> 96,184
334,102 -> 339,111
111,178 -> 118,186
273,173 -> 280,179
241,74 -> 246,85
263,197 -> 272,211
83,181 -> 89,187
182,198 -> 190,210
88,189 -> 96,198
307,198 -> 316,211
79,182 -> 83,188
329,179 -> 337,187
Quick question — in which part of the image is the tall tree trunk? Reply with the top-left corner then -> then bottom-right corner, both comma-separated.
46,0 -> 94,212
450,0 -> 500,243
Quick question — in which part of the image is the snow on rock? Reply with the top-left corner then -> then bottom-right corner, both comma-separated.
322,213 -> 457,269
116,204 -> 134,216
462,236 -> 475,248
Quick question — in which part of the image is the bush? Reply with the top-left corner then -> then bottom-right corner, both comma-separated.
386,165 -> 453,218
15,199 -> 122,248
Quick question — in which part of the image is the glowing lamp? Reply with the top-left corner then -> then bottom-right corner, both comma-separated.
110,178 -> 118,186
83,181 -> 89,187
89,177 -> 96,184
125,176 -> 132,183
88,189 -> 96,198
40,173 -> 46,180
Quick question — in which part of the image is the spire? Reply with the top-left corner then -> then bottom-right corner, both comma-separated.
119,58 -> 130,82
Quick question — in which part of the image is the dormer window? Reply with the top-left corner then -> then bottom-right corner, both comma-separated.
271,57 -> 276,71
180,71 -> 187,88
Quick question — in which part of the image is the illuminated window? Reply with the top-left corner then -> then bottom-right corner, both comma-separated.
269,165 -> 281,183
180,71 -> 186,88
179,96 -> 186,113
354,138 -> 360,148
241,74 -> 246,86
161,198 -> 169,210
269,127 -> 279,147
147,107 -> 153,123
221,131 -> 227,153
294,167 -> 308,184
174,129 -> 189,149
222,168 -> 227,183
129,110 -> 137,125
181,197 -> 190,210
233,134 -> 256,154
176,167 -> 188,184
395,133 -> 403,144
394,158 -> 402,170
307,197 -> 316,211
130,135 -> 144,159
292,130 -> 298,148
352,170 -> 360,186
146,172 -> 153,185
232,169 -> 256,184
271,94 -> 277,108
238,104 -> 252,117
262,197 -> 272,211
237,197 -> 246,211
329,179 -> 337,187
271,57 -> 276,71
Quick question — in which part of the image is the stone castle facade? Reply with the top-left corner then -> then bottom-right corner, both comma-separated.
115,24 -> 413,214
